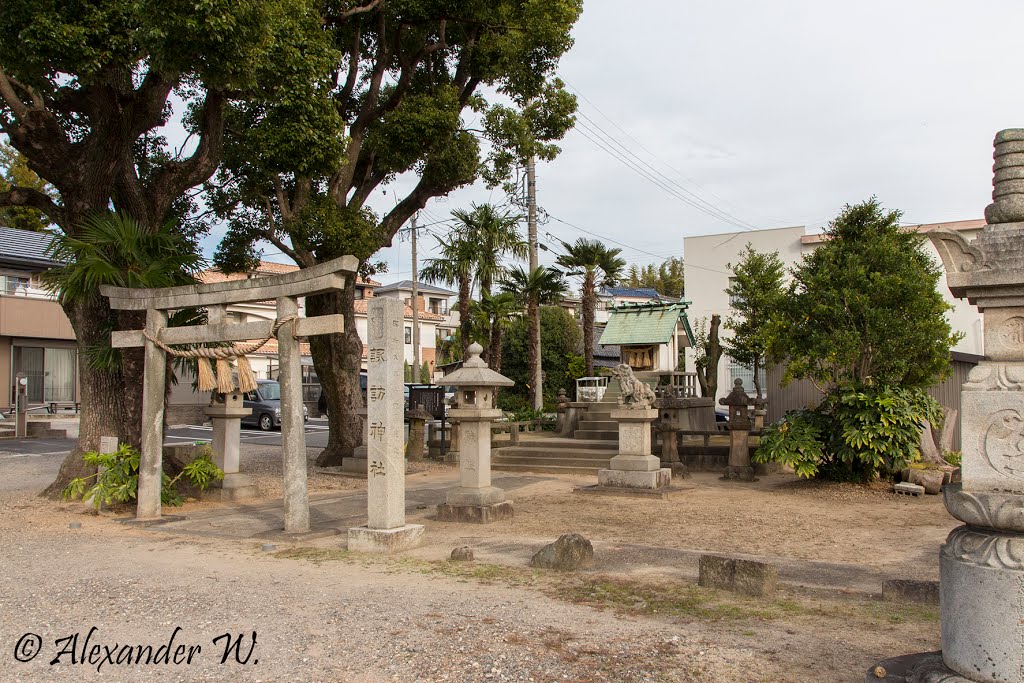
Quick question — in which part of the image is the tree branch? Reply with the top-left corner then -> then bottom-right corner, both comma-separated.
325,0 -> 384,24
337,23 -> 363,107
0,68 -> 29,120
0,185 -> 65,228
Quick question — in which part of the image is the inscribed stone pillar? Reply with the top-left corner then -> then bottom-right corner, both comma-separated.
277,296 -> 309,533
137,308 -> 167,520
348,297 -> 423,552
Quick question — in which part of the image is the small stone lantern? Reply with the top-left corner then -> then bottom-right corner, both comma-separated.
719,378 -> 756,481
436,343 -> 515,523
204,390 -> 258,499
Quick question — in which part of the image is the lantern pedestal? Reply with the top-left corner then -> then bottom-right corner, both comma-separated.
597,408 -> 672,489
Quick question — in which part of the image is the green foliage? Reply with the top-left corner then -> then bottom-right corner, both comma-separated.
754,411 -> 826,479
567,354 -> 586,383
419,362 -> 431,384
500,265 -> 569,307
724,245 -> 786,398
0,143 -> 57,231
774,198 -> 961,392
944,450 -> 962,467
404,360 -> 412,383
62,444 -> 222,509
498,305 -> 580,409
624,257 -> 685,298
754,384 -> 943,482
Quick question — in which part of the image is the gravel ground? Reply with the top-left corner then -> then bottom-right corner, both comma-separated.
0,449 -> 942,682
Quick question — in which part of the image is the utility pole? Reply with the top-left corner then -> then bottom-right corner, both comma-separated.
411,212 -> 420,383
526,155 -> 542,410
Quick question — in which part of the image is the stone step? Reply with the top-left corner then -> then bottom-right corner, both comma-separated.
495,446 -> 615,461
573,429 -> 618,441
577,420 -> 617,431
501,437 -> 617,451
493,455 -> 612,468
493,463 -> 602,476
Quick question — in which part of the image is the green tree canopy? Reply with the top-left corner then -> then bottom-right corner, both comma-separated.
624,257 -> 685,299
556,238 -> 625,376
774,198 -> 961,392
724,245 -> 786,399
498,305 -> 581,411
0,143 -> 56,231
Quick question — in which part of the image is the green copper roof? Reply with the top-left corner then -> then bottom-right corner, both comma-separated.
599,303 -> 692,346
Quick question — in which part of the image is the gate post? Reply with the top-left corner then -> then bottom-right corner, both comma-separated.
277,295 -> 309,533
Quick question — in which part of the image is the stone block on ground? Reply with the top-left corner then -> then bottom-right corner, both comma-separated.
347,524 -> 424,554
450,546 -> 474,561
893,482 -> 925,497
530,533 -> 594,571
698,554 -> 779,597
436,501 -> 514,524
881,579 -> 939,605
907,468 -> 944,495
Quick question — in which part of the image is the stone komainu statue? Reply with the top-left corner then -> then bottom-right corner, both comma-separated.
610,364 -> 656,409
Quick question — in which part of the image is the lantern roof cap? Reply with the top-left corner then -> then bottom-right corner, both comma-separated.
719,378 -> 752,406
438,343 -> 514,387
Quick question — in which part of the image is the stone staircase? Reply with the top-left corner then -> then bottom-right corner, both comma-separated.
493,381 -> 624,475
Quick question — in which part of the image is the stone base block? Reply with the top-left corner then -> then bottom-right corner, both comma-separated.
698,555 -> 779,597
208,473 -> 258,501
347,524 -> 424,554
436,501 -> 514,524
609,454 -> 661,471
864,652 -> 971,682
444,450 -> 460,464
446,486 -> 506,506
881,579 -> 939,606
939,525 -> 1024,682
597,467 -> 671,489
341,457 -> 367,474
721,466 -> 756,481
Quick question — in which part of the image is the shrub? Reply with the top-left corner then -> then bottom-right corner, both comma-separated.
63,443 -> 223,508
754,384 -> 942,482
943,450 -> 962,468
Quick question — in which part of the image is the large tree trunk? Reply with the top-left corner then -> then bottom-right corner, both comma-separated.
528,298 -> 541,410
308,286 -> 363,467
41,296 -> 140,497
582,277 -> 595,376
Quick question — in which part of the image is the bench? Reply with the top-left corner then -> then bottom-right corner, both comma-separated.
47,401 -> 81,414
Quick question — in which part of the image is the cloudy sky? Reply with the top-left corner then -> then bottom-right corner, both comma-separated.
245,0 -> 1024,286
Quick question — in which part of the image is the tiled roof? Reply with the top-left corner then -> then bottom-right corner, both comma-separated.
800,219 -> 986,244
600,286 -> 664,300
0,227 -> 60,269
375,280 -> 456,296
198,260 -> 380,286
353,299 -> 445,321
599,303 -> 688,346
246,338 -> 312,356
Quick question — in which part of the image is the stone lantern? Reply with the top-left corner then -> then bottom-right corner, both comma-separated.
868,129 -> 1024,681
719,378 -> 755,481
204,390 -> 257,500
436,343 -> 515,523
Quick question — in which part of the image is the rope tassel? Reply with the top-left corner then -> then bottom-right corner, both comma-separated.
197,357 -> 216,392
216,358 -> 234,394
235,355 -> 258,394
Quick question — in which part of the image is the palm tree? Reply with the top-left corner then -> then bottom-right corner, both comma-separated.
501,265 -> 567,406
452,203 -> 527,296
420,232 -> 477,360
556,238 -> 626,376
470,290 -> 520,371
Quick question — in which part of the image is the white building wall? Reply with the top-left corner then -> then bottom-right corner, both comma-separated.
682,224 -> 984,403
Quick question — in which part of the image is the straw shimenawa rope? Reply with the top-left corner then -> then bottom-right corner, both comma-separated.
142,315 -> 297,394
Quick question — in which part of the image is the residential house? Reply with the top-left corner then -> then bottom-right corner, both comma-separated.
682,220 -> 987,447
0,227 -> 78,412
165,263 -> 445,423
595,286 -> 666,324
369,280 -> 452,372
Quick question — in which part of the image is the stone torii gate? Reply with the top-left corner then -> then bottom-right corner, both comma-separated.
101,255 -> 358,533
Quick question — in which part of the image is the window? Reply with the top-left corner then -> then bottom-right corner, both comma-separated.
727,277 -> 740,307
405,326 -> 412,344
728,358 -> 765,396
12,345 -> 77,403
354,287 -> 364,300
